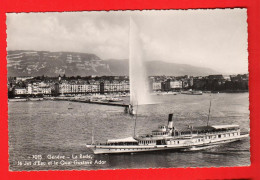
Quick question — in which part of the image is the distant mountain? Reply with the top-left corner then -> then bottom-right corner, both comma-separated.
7,50 -> 218,77
145,61 -> 218,76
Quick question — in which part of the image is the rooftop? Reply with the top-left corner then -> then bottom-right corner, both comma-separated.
211,125 -> 239,129
107,137 -> 138,143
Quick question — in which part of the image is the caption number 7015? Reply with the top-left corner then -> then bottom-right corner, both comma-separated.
32,155 -> 42,160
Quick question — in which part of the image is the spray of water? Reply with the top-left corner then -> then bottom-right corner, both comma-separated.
129,17 -> 153,106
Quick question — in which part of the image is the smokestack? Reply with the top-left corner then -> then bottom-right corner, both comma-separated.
168,114 -> 173,121
168,114 -> 173,130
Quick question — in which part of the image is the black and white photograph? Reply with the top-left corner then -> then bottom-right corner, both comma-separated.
7,9 -> 249,171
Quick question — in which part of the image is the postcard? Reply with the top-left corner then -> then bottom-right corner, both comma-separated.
6,9 -> 249,171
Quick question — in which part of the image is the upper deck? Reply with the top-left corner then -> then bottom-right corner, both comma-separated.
136,124 -> 240,141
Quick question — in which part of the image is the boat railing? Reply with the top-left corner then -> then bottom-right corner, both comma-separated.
95,142 -> 139,146
136,130 -> 239,138
136,134 -> 153,138
175,130 -> 239,138
192,130 -> 239,136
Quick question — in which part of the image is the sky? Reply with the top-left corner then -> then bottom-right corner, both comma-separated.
6,9 -> 248,74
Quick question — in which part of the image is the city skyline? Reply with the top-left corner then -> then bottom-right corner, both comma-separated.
7,9 -> 248,74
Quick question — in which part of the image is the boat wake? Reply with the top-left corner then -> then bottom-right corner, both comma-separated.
182,145 -> 220,152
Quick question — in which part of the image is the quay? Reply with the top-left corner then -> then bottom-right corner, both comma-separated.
54,98 -> 129,107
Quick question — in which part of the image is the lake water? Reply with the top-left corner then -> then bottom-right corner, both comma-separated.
8,93 -> 250,171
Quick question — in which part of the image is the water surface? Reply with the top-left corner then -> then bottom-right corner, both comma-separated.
8,93 -> 250,171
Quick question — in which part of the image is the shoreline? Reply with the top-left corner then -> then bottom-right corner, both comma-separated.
8,91 -> 249,101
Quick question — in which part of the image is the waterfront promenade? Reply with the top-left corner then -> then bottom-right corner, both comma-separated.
55,98 -> 129,107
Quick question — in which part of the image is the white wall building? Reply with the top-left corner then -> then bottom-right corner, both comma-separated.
152,82 -> 162,91
14,88 -> 27,95
170,81 -> 183,89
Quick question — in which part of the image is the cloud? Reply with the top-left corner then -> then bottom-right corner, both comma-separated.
6,9 -> 248,74
7,12 -> 129,59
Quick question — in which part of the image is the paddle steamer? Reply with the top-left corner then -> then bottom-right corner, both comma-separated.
86,114 -> 248,154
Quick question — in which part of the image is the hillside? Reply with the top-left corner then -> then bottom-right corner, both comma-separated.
7,50 -> 217,77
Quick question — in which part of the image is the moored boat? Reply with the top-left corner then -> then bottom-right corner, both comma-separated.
108,97 -> 123,102
181,89 -> 203,95
29,97 -> 44,101
8,98 -> 28,102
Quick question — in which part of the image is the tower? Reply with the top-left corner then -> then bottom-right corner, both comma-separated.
58,74 -> 61,82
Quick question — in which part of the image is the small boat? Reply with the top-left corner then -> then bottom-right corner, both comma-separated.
107,98 -> 123,102
86,114 -> 249,154
68,103 -> 73,110
153,92 -> 177,96
29,98 -> 44,101
161,92 -> 178,95
8,98 -> 28,102
181,89 -> 203,95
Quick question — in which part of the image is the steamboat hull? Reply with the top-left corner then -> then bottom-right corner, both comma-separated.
87,134 -> 248,154
86,144 -> 187,154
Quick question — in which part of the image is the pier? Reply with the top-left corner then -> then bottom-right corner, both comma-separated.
54,98 -> 129,107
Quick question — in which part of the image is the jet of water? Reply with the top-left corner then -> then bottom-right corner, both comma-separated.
129,17 -> 153,107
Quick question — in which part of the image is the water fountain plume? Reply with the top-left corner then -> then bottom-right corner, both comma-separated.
129,17 -> 153,108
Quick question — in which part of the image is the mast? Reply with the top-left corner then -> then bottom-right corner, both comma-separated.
129,16 -> 133,106
207,98 -> 212,126
133,101 -> 138,137
91,128 -> 94,145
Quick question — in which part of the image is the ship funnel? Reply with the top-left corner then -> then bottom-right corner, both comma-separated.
168,113 -> 173,130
